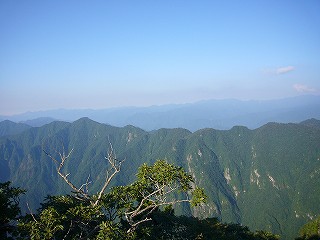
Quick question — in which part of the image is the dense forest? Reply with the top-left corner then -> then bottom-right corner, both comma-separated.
1,118 -> 320,239
1,167 -> 280,239
1,167 -> 318,239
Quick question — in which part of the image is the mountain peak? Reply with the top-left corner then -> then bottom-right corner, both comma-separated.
300,118 -> 320,129
73,117 -> 97,124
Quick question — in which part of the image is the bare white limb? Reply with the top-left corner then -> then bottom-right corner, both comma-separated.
79,174 -> 91,194
43,147 -> 91,201
124,180 -> 192,232
94,142 -> 124,206
26,202 -> 37,223
43,140 -> 124,207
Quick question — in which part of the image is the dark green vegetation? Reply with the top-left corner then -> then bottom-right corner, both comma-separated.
0,181 -> 25,238
1,177 -> 277,239
296,215 -> 320,240
1,118 -> 320,239
16,159 -> 208,239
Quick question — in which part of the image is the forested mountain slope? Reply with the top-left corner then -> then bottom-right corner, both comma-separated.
0,118 -> 319,239
0,120 -> 31,137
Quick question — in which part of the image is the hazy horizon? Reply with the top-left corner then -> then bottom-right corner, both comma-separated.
1,1 -> 319,115
1,94 -> 319,119
2,94 -> 320,117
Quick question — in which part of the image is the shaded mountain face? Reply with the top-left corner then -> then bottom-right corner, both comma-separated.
0,118 -> 319,239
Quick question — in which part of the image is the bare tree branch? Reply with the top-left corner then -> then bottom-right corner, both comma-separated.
43,146 -> 90,201
126,217 -> 152,233
125,196 -> 191,233
79,174 -> 91,194
94,142 -> 124,206
62,220 -> 73,240
26,202 -> 37,223
43,140 -> 124,206
123,182 -> 192,232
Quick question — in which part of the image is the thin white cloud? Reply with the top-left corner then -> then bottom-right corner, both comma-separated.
262,66 -> 295,76
276,66 -> 295,75
293,84 -> 317,93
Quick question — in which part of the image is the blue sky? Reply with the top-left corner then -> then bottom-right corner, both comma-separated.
1,0 -> 319,115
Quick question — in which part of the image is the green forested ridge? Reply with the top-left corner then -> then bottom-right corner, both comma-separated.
0,120 -> 31,137
0,118 -> 319,239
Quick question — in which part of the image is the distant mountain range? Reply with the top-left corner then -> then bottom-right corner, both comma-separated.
1,95 -> 320,131
1,117 -> 320,239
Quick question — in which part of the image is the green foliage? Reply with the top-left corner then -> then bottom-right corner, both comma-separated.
109,160 -> 207,231
137,160 -> 193,191
96,221 -> 130,240
18,160 -> 207,239
296,215 -> 320,240
133,211 -> 280,240
24,207 -> 64,239
0,181 -> 25,239
15,157 -> 280,239
191,187 -> 207,207
1,155 -> 281,240
19,195 -> 105,239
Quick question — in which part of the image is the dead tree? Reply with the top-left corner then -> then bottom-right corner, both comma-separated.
42,141 -> 124,206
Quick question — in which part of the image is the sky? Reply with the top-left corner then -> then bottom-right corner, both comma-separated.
1,0 -> 320,115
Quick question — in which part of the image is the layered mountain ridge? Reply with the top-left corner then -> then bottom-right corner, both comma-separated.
2,95 -> 320,131
0,118 -> 320,239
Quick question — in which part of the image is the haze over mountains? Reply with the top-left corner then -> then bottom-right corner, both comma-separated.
1,117 -> 320,239
1,95 -> 320,131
